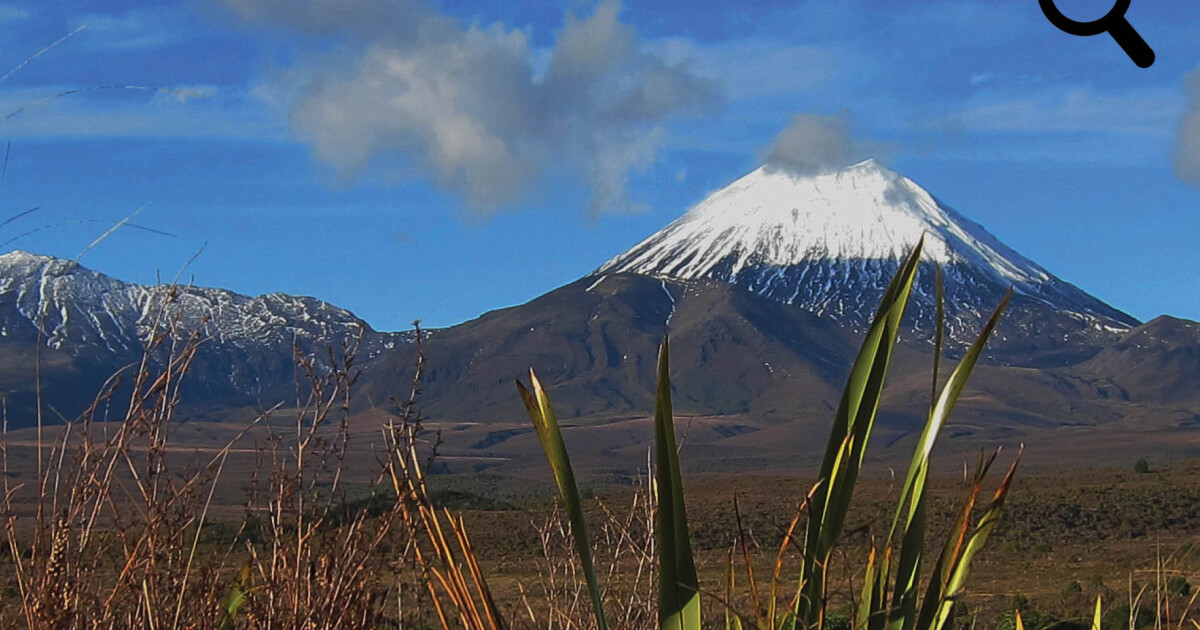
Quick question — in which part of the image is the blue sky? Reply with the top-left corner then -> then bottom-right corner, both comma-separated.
0,0 -> 1197,330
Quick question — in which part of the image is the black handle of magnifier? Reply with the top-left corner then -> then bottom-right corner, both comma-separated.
1108,17 -> 1155,68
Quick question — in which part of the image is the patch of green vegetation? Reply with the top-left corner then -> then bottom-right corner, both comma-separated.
200,517 -> 264,545
1101,603 -> 1155,630
992,608 -> 1084,630
427,488 -> 517,511
997,482 -> 1200,543
1166,575 -> 1191,597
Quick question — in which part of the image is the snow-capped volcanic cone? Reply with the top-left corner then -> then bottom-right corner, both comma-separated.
597,160 -> 1137,354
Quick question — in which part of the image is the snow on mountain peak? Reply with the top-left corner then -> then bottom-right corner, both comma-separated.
600,159 -> 1048,286
597,160 -> 1137,333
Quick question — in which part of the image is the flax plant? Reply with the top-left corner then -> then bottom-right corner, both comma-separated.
519,239 -> 1020,630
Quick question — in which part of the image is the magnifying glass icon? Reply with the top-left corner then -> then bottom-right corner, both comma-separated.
1039,0 -> 1155,68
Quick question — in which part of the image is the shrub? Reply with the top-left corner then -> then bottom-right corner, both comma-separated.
1060,580 -> 1083,599
1101,603 -> 1154,630
1166,575 -> 1191,597
1133,458 -> 1150,473
824,612 -> 853,630
993,607 -> 1075,630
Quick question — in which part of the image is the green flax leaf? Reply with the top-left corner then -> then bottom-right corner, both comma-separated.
655,338 -> 701,630
517,372 -> 609,630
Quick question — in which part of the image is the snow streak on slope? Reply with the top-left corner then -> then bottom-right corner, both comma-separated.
598,160 -> 1137,334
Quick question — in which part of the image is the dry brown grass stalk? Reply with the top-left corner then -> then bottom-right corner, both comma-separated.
518,473 -> 658,630
0,276 -> 504,630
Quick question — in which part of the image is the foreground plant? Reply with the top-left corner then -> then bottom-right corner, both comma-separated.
518,238 -> 1020,630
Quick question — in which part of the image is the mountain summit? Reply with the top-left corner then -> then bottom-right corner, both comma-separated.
597,159 -> 1137,350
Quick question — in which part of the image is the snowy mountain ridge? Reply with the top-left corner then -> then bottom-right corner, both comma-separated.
0,250 -> 400,357
0,250 -> 435,426
0,249 -> 432,425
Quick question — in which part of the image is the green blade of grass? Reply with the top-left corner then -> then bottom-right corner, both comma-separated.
796,238 -> 924,627
917,450 -> 1021,630
883,266 -> 943,630
888,264 -> 945,541
930,267 -> 945,423
517,372 -> 609,630
914,451 -> 994,630
1091,594 -> 1102,630
218,562 -> 250,630
654,338 -> 701,630
888,493 -> 927,630
936,455 -> 1020,629
887,287 -> 1011,630
896,288 -> 1012,528
858,546 -> 880,630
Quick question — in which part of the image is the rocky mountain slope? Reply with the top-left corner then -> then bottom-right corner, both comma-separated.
1075,316 -> 1200,408
0,250 -> 406,427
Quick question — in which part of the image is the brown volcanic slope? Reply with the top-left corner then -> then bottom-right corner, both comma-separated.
359,271 -> 1200,478
361,273 -> 855,426
0,259 -> 1193,480
1074,316 -> 1200,411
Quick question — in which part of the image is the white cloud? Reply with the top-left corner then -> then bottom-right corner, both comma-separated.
968,72 -> 997,88
1174,67 -> 1200,189
949,87 -> 1181,136
0,4 -> 29,22
647,37 -> 838,100
0,84 -> 284,140
762,111 -> 880,176
220,0 -> 720,216
927,136 -> 1163,167
968,72 -> 1044,88
72,10 -> 179,50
